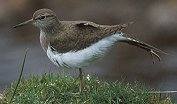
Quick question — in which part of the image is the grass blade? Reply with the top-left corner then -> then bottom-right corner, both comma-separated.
9,48 -> 29,104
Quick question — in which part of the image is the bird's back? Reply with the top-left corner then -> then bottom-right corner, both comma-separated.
50,21 -> 127,53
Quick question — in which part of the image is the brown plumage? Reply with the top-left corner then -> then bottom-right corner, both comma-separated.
49,21 -> 129,53
13,8 -> 166,62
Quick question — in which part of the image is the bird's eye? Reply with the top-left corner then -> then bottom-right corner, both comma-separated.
38,15 -> 46,20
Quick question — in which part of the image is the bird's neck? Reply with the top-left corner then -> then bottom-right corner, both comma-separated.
40,21 -> 61,36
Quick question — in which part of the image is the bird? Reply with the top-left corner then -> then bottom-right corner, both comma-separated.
13,8 -> 166,92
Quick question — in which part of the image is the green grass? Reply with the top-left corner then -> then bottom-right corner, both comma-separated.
0,74 -> 174,104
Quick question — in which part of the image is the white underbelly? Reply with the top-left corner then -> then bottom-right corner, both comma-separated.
46,32 -> 125,69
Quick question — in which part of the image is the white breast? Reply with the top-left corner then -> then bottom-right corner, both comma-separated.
46,32 -> 125,69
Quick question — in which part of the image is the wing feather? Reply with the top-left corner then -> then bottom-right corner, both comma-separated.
119,35 -> 167,62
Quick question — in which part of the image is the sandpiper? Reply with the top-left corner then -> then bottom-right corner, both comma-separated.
13,8 -> 166,92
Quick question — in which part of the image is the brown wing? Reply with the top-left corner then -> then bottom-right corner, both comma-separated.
75,21 -> 100,28
50,21 -> 129,53
119,36 -> 167,63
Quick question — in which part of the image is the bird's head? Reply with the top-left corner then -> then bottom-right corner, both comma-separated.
13,9 -> 59,29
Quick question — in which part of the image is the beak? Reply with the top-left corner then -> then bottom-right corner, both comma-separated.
13,19 -> 33,28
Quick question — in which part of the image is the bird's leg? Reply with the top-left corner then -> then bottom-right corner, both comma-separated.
79,68 -> 84,92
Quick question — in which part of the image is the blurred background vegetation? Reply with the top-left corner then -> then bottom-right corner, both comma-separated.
0,0 -> 177,99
